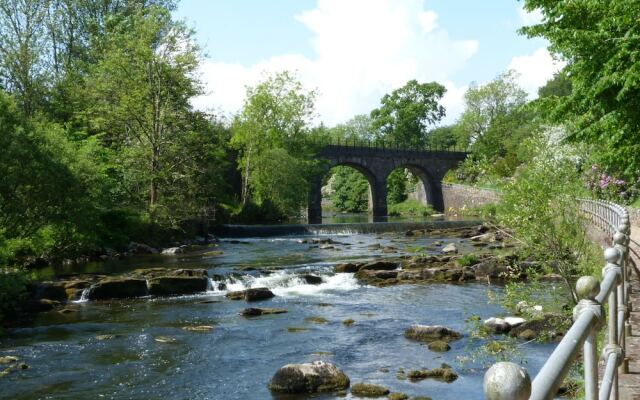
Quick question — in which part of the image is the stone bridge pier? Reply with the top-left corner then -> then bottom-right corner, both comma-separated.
308,144 -> 467,224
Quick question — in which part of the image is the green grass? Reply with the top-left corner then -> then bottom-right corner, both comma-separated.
388,199 -> 434,217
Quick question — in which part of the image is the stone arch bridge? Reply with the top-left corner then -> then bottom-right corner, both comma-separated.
309,143 -> 468,224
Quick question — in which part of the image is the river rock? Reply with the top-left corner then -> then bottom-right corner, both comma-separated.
85,278 -> 148,300
441,243 -> 458,254
358,260 -> 398,271
407,363 -> 458,382
405,325 -> 461,343
483,317 -> 511,334
23,298 -> 61,312
472,258 -> 507,279
147,276 -> 208,296
226,287 -> 275,301
302,274 -> 323,285
334,263 -> 359,273
241,308 -> 288,316
351,382 -> 390,397
355,269 -> 398,283
268,361 -> 350,394
128,242 -> 158,254
428,340 -> 451,352
32,281 -> 67,301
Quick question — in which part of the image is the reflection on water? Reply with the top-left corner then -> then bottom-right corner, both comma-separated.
1,229 -> 554,400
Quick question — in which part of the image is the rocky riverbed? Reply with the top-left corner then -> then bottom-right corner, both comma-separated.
1,224 -> 562,399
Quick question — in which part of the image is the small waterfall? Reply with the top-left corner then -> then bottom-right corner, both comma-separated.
214,219 -> 481,238
77,287 -> 91,303
206,270 -> 360,298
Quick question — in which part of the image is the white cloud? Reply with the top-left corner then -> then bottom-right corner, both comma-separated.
518,5 -> 543,26
508,47 -> 565,98
192,0 -> 477,126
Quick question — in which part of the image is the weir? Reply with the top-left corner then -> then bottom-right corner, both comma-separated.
213,219 -> 482,238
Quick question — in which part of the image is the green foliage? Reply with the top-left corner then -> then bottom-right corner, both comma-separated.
231,71 -> 318,219
370,80 -> 446,147
0,269 -> 27,324
387,199 -> 434,217
427,125 -> 458,149
387,169 -> 408,205
521,0 -> 640,180
538,70 -> 572,99
330,166 -> 370,213
456,254 -> 479,267
497,134 -> 600,304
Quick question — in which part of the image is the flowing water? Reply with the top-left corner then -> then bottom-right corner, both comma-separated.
0,224 -> 556,400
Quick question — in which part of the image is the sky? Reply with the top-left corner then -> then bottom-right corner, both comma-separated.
174,0 -> 563,126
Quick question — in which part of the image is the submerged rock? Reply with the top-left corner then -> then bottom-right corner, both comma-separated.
427,340 -> 451,352
182,325 -> 214,332
85,278 -> 148,300
405,325 -> 461,343
147,276 -> 208,296
388,393 -> 410,400
351,382 -> 389,397
407,364 -> 458,382
268,361 -> 350,394
240,308 -> 287,317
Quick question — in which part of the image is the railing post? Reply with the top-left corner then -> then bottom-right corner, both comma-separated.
604,247 -> 624,400
574,276 -> 605,400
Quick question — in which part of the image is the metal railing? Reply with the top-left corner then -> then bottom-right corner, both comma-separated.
484,199 -> 632,400
306,136 -> 470,154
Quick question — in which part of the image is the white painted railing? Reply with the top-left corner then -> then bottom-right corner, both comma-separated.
484,199 -> 632,400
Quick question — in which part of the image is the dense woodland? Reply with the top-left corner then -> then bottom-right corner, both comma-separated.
1,0 -> 640,320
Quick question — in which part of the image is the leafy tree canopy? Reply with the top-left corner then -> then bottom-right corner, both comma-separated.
521,0 -> 640,179
370,80 -> 446,147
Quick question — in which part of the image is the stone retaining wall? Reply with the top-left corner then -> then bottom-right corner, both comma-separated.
441,183 -> 501,212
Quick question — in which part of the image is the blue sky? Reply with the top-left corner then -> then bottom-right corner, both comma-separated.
174,0 -> 560,125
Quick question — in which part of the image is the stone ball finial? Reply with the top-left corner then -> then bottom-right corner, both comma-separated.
613,232 -> 627,245
618,223 -> 630,234
484,362 -> 531,400
576,276 -> 600,300
604,247 -> 621,264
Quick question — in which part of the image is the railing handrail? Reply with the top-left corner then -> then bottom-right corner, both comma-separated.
303,136 -> 470,154
484,199 -> 632,400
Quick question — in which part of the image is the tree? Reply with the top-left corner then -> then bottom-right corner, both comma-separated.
329,114 -> 373,141
427,125 -> 458,149
456,70 -> 528,148
521,0 -> 640,179
0,0 -> 50,116
538,70 -> 572,99
231,71 -> 318,217
330,167 -> 369,213
85,5 -> 201,219
370,80 -> 446,147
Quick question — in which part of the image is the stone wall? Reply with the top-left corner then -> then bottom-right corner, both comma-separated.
630,208 -> 640,228
441,183 -> 500,212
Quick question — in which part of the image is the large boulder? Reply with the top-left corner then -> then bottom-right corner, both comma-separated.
405,325 -> 461,343
301,274 -> 323,285
334,263 -> 360,273
147,276 -> 209,296
268,361 -> 350,394
32,282 -> 67,301
358,261 -> 399,271
226,287 -> 275,301
128,242 -> 158,254
85,278 -> 148,300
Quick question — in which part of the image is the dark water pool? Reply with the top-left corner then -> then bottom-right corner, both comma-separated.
0,230 -> 555,400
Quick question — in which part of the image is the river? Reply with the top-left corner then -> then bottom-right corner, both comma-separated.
0,222 -> 556,399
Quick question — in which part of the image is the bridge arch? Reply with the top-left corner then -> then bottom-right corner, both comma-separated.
308,160 -> 387,224
387,164 -> 440,210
